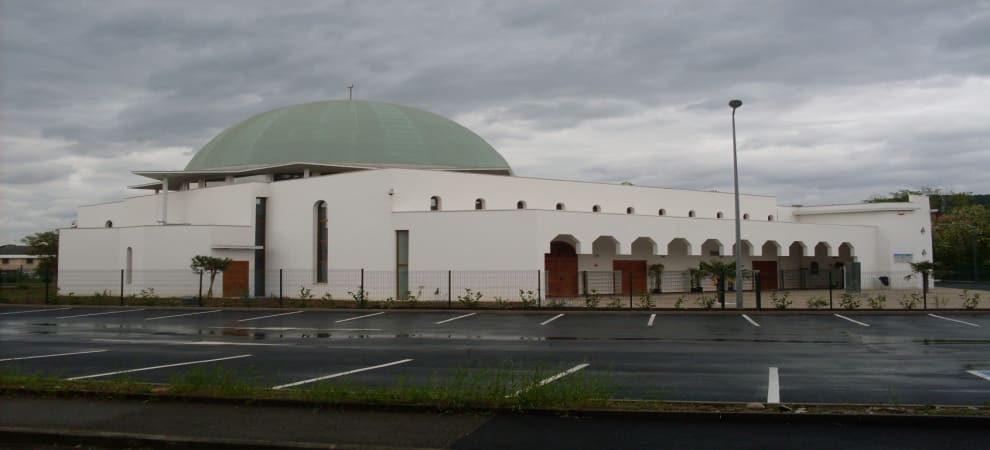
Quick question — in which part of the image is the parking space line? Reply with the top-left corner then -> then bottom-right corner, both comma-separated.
209,327 -> 380,331
0,349 -> 107,362
57,309 -> 146,319
435,312 -> 476,324
509,363 -> 590,397
272,358 -> 414,390
540,313 -> 564,325
93,339 -> 287,346
968,370 -> 990,382
647,313 -> 656,327
145,310 -> 222,321
928,314 -> 980,327
767,367 -> 780,404
67,354 -> 252,380
0,307 -> 72,316
742,314 -> 761,327
334,312 -> 385,323
237,311 -> 304,322
833,313 -> 870,327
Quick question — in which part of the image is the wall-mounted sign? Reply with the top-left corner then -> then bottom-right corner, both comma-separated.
893,253 -> 914,264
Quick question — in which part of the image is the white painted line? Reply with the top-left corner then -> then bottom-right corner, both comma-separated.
0,349 -> 108,362
145,310 -> 222,321
67,354 -> 252,381
742,314 -> 761,327
767,367 -> 780,404
968,370 -> 990,382
833,313 -> 870,327
435,313 -> 476,324
0,307 -> 72,316
237,310 -> 304,322
540,313 -> 564,325
208,327 -> 381,332
93,339 -> 287,347
928,314 -> 980,328
647,313 -> 656,327
509,363 -> 590,397
334,312 -> 385,323
272,358 -> 414,390
57,309 -> 147,319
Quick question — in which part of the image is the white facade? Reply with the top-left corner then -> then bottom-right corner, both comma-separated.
60,167 -> 933,298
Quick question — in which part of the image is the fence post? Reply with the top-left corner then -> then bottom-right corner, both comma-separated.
279,269 -> 284,308
44,270 -> 50,305
198,270 -> 204,307
447,270 -> 452,309
828,271 -> 833,309
537,270 -> 542,306
120,269 -> 125,306
922,272 -> 928,309
755,271 -> 762,310
360,268 -> 365,307
628,271 -> 633,309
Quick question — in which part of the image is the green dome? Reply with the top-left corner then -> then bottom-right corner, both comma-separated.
185,100 -> 511,173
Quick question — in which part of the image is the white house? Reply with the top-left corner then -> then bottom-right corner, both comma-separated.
58,100 -> 933,300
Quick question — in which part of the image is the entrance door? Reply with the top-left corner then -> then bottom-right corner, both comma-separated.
545,241 -> 578,297
223,260 -> 250,297
751,260 -> 778,291
612,260 -> 647,296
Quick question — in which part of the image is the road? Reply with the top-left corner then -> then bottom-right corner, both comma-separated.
2,306 -> 989,405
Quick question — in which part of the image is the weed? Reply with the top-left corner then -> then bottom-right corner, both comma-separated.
382,297 -> 395,308
518,290 -> 538,308
839,292 -> 861,310
546,297 -> 565,308
933,295 -> 949,309
583,289 -> 601,309
138,287 -> 158,299
770,291 -> 792,310
961,290 -> 982,310
637,293 -> 655,309
806,296 -> 828,309
607,297 -> 623,309
299,286 -> 313,300
696,295 -> 716,310
348,289 -> 368,308
898,292 -> 920,310
867,294 -> 887,310
674,295 -> 686,309
457,289 -> 483,308
493,296 -> 510,309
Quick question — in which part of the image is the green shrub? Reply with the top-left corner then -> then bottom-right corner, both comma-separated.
806,296 -> 828,309
770,291 -> 791,310
898,292 -> 920,310
457,289 -> 482,308
299,286 -> 313,300
961,290 -> 981,310
583,289 -> 601,309
696,295 -> 716,310
607,297 -> 623,309
519,290 -> 538,308
839,292 -> 861,310
674,295 -> 686,309
867,294 -> 887,310
637,293 -> 655,309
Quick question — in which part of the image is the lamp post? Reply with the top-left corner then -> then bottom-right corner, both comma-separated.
730,99 -> 744,309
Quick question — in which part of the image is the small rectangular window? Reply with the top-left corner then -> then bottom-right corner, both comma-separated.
1,258 -> 9,264
26,259 -> 34,264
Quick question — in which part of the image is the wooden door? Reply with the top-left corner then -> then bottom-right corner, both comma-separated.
612,260 -> 647,296
751,261 -> 778,291
545,241 -> 578,297
223,260 -> 250,298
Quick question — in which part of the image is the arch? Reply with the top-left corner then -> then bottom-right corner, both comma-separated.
631,237 -> 657,256
126,247 -> 133,284
735,240 -> 754,256
105,220 -> 113,228
517,200 -> 527,209
315,200 -> 328,283
767,214 -> 774,221
475,198 -> 485,210
667,238 -> 692,257
592,236 -> 620,257
761,240 -> 781,257
688,210 -> 696,218
814,242 -> 832,258
788,241 -> 807,257
716,212 -> 724,219
556,202 -> 566,211
839,242 -> 855,258
626,207 -> 635,215
743,213 -> 750,220
702,239 -> 724,257
658,208 -> 666,216
549,234 -> 582,254
430,195 -> 441,211
592,205 -> 601,213
546,239 -> 579,297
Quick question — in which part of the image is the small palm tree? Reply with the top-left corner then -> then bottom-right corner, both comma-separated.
190,255 -> 232,303
906,260 -> 936,301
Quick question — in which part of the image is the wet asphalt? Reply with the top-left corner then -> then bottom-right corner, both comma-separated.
1,306 -> 989,405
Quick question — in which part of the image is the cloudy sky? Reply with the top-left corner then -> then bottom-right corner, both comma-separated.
2,0 -> 989,243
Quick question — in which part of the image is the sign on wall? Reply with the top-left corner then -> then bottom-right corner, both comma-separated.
893,253 -> 914,264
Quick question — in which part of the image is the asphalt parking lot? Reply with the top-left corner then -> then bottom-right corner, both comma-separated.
1,306 -> 989,406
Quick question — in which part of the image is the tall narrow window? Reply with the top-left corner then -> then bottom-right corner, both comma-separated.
255,197 -> 267,296
315,201 -> 328,283
396,230 -> 409,299
126,247 -> 133,284
430,196 -> 441,211
475,198 -> 485,210
517,201 -> 527,209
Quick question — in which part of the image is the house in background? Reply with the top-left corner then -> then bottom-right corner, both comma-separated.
0,245 -> 39,273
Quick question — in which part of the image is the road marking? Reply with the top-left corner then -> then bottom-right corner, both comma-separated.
435,313 -> 476,324
208,327 -> 381,331
540,313 -> 564,325
742,314 -> 761,327
928,314 -> 980,328
57,309 -> 146,319
334,312 -> 385,323
237,311 -> 304,322
767,367 -> 780,404
647,313 -> 656,327
968,370 -> 990,382
0,349 -> 108,362
272,358 -> 414,390
67,354 -> 252,380
0,307 -> 72,316
833,313 -> 870,327
93,339 -> 287,346
509,363 -> 590,397
145,310 -> 222,321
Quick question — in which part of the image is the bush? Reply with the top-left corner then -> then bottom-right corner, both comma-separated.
933,295 -> 948,309
519,290 -> 538,309
898,292 -> 920,310
696,295 -> 716,310
299,286 -> 313,300
583,289 -> 601,309
839,292 -> 861,310
637,293 -> 655,309
770,291 -> 791,310
607,297 -> 623,309
806,296 -> 828,309
493,296 -> 509,309
457,289 -> 482,308
674,295 -> 686,309
867,294 -> 887,310
348,289 -> 368,308
961,290 -> 981,310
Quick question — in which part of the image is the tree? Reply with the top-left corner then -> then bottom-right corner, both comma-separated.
933,204 -> 989,281
190,255 -> 232,301
698,260 -> 748,305
21,230 -> 59,278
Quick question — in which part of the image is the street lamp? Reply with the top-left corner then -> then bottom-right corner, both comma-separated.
730,99 -> 744,309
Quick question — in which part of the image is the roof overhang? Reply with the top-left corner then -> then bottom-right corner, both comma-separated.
792,203 -> 920,216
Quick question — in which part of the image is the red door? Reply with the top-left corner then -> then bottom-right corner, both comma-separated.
223,260 -> 250,297
751,261 -> 778,291
545,241 -> 578,297
613,260 -> 647,296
